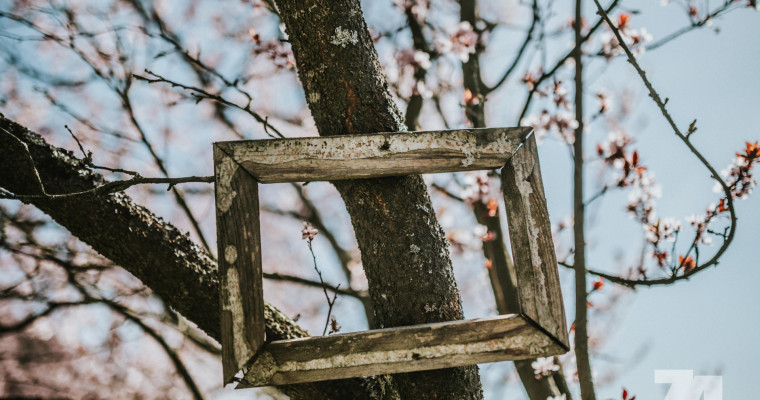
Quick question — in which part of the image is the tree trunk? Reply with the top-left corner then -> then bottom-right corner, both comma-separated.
274,0 -> 483,398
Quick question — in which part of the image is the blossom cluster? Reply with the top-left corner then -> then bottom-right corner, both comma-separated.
597,137 -> 759,276
435,21 -> 478,63
531,357 -> 559,380
599,13 -> 653,60
251,39 -> 295,69
393,0 -> 430,23
461,171 -> 491,204
441,172 -> 499,258
715,141 -> 759,199
663,1 -> 760,22
521,79 -> 579,144
596,130 -> 662,227
677,142 -> 760,261
392,48 -> 433,98
301,222 -> 318,241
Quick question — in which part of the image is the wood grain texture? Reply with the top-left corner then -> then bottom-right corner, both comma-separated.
500,134 -> 569,348
216,127 -> 531,183
241,314 -> 564,386
214,146 -> 266,384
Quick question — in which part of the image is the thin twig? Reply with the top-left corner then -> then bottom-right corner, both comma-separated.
646,1 -> 740,52
64,125 -> 90,162
119,86 -> 214,255
1,126 -> 48,196
126,0 -> 247,138
518,0 -> 622,124
430,182 -> 466,203
483,0 -> 539,95
36,89 -> 138,142
2,121 -> 213,200
263,272 -> 366,299
135,70 -> 284,139
584,185 -> 609,206
306,238 -> 339,336
107,301 -> 206,400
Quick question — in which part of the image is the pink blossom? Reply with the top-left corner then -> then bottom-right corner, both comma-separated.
436,22 -> 478,63
644,217 -> 682,244
521,110 -> 578,144
686,214 -> 712,245
396,49 -> 432,71
714,148 -> 757,199
252,39 -> 295,69
462,171 -> 490,203
301,222 -> 318,241
394,0 -> 429,22
596,91 -> 613,113
600,13 -> 653,60
531,357 -> 559,379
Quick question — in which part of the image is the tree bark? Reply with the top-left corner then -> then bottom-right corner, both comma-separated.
274,0 -> 483,398
0,114 -> 394,400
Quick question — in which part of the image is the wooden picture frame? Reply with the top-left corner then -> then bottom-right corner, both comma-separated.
213,127 -> 569,387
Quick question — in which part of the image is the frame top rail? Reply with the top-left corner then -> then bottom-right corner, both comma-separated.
214,127 -> 532,183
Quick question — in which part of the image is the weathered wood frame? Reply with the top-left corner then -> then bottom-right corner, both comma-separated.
213,127 -> 568,387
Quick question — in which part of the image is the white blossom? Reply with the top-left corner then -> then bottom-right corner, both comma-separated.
531,357 -> 559,378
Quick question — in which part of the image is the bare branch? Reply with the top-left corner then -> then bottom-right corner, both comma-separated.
305,235 -> 340,336
645,1 -> 741,52
518,0 -> 622,123
482,0 -> 539,95
264,272 -> 368,299
135,70 -> 285,139
106,300 -> 206,400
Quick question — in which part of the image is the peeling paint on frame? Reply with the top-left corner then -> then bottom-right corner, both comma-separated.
227,129 -> 521,166
275,329 -> 554,373
223,267 -> 253,364
216,154 -> 239,213
515,161 -> 549,295
224,245 -> 238,264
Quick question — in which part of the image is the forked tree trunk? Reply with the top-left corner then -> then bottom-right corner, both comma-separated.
274,0 -> 484,398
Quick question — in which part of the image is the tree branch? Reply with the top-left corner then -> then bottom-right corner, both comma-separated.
589,0 -> 738,287
135,70 -> 285,139
518,0 -> 622,124
482,0 -> 539,95
643,1 -> 740,52
264,272 -> 367,299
